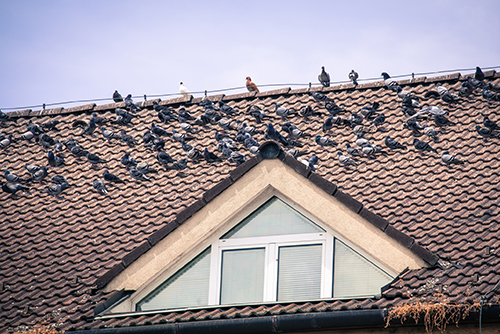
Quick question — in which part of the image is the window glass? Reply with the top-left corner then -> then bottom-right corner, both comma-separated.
277,244 -> 322,301
333,240 -> 393,298
137,248 -> 211,311
220,248 -> 265,304
223,197 -> 323,239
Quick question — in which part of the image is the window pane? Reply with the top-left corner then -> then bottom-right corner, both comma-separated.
278,244 -> 322,301
137,248 -> 210,311
334,240 -> 393,298
223,197 -> 323,239
220,248 -> 265,304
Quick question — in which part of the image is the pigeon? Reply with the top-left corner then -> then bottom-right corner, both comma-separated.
402,95 -> 420,109
173,130 -> 194,142
181,140 -> 194,153
113,90 -> 124,102
4,170 -> 28,183
384,136 -> 406,150
299,105 -> 320,118
48,151 -> 65,167
101,126 -> 121,141
86,152 -> 106,166
315,135 -> 336,147
218,101 -> 237,116
204,148 -> 222,163
441,151 -> 464,165
482,88 -> 499,103
362,144 -> 383,157
32,167 -> 49,183
349,70 -> 359,86
73,118 -> 96,136
410,105 -> 448,119
360,102 -> 380,120
157,108 -> 175,124
285,149 -> 307,158
137,162 -> 157,174
483,115 -> 500,130
323,116 -> 334,132
151,123 -> 170,137
151,137 -> 166,151
179,107 -> 196,121
413,138 -> 437,153
41,120 -> 60,131
142,130 -> 155,145
282,122 -> 305,139
434,114 -> 455,128
372,113 -> 386,127
404,118 -> 425,132
397,87 -> 418,101
41,182 -> 68,197
459,78 -> 474,98
53,140 -> 63,153
27,120 -> 44,135
248,105 -> 267,123
157,151 -> 174,165
91,112 -> 108,126
355,135 -> 370,148
194,114 -> 212,127
179,118 -> 197,133
51,175 -> 68,185
179,82 -> 190,97
103,170 -> 125,184
39,134 -> 55,149
352,124 -> 373,137
0,134 -> 13,150
423,126 -> 438,141
93,179 -> 108,195
20,131 -> 35,141
265,123 -> 286,143
475,66 -> 485,81
243,134 -> 259,149
488,82 -> 500,93
346,143 -> 362,156
381,72 -> 400,92
124,94 -> 141,111
325,101 -> 344,115
69,144 -> 88,159
129,167 -> 150,182
199,98 -> 218,111
275,103 -> 296,119
26,163 -> 41,175
237,121 -> 262,135
476,125 -> 499,139
121,152 -> 138,169
338,152 -> 356,167
168,158 -> 188,173
2,182 -> 29,196
318,66 -> 330,87
0,110 -> 16,124
436,83 -> 459,104
311,92 -> 331,104
186,146 -> 203,161
308,154 -> 319,171
246,76 -> 259,92
218,118 -> 235,131
120,130 -> 138,147
349,113 -> 364,126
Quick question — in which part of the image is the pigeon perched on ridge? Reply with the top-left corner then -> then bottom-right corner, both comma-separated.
384,136 -> 406,150
124,94 -> 141,111
93,179 -> 108,195
475,66 -> 485,81
318,66 -> 330,87
103,170 -> 125,184
413,138 -> 437,153
338,152 -> 356,167
113,90 -> 124,103
179,82 -> 190,97
381,72 -> 400,92
349,70 -> 359,86
246,76 -> 259,93
48,151 -> 65,167
441,151 -> 464,165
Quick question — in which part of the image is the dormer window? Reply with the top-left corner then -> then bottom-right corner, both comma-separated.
135,197 -> 394,311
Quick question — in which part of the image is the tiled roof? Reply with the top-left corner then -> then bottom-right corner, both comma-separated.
1,70 -> 500,333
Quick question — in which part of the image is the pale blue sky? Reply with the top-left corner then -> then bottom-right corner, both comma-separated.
1,0 -> 499,110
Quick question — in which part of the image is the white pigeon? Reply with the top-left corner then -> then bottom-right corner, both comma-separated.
179,82 -> 190,97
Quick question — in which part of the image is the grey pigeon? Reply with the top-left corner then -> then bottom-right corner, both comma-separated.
137,162 -> 157,174
381,72 -> 400,92
338,152 -> 356,167
362,144 -> 382,157
85,151 -> 106,166
113,90 -> 123,102
349,70 -> 359,86
32,167 -> 49,183
27,120 -> 44,135
482,88 -> 499,103
285,149 -> 307,158
318,66 -> 330,87
129,167 -> 150,182
0,134 -> 13,150
72,118 -> 96,136
413,138 -> 437,153
2,182 -> 29,196
434,114 -> 455,128
424,126 -> 438,141
4,170 -> 28,183
101,126 -> 121,141
275,103 -> 296,119
315,135 -> 336,147
441,151 -> 464,165
323,116 -> 334,132
179,118 -> 197,133
48,151 -> 65,167
103,170 -> 125,183
93,179 -> 108,195
325,101 -> 343,115
483,115 -> 500,130
157,151 -> 174,165
41,182 -> 67,197
308,154 -> 319,171
121,152 -> 138,169
372,113 -> 386,127
346,143 -> 362,156
218,101 -> 237,115
91,112 -> 108,126
476,125 -> 499,139
41,120 -> 60,131
173,130 -> 194,142
120,130 -> 138,147
124,94 -> 141,111
53,139 -> 63,153
218,118 -> 235,131
39,133 -> 55,149
436,83 -> 459,104
151,123 -> 170,137
311,92 -> 331,104
0,110 -> 16,124
186,147 -> 203,161
248,105 -> 267,123
20,131 -> 35,141
360,102 -> 379,119
299,105 -> 321,118
26,163 -> 41,175
51,175 -> 68,185
355,135 -> 370,148
459,78 -> 474,97
384,136 -> 406,150
70,144 -> 88,158
475,66 -> 485,81
168,158 -> 188,172
204,148 -> 222,163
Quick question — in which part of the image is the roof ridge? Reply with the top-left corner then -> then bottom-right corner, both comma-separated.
94,141 -> 439,290
6,70 -> 497,119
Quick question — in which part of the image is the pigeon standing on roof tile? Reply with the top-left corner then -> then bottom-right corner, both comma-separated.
404,118 -> 424,134
218,118 -> 235,131
113,90 -> 123,103
362,144 -> 383,157
151,123 -> 170,137
311,92 -> 331,104
129,167 -> 150,182
308,154 -> 319,171
459,78 -> 474,98
203,148 -> 222,163
4,170 -> 28,183
318,67 -> 330,88
219,101 -> 237,116
157,151 -> 174,165
173,130 -> 194,142
475,66 -> 485,81
53,139 -> 63,153
346,143 -> 362,156
179,82 -> 190,97
275,103 -> 296,119
2,182 -> 29,196
32,167 -> 49,183
100,126 -> 121,142
93,179 -> 108,195
381,72 -> 400,92
315,135 -> 336,147
20,130 -> 35,141
179,118 -> 197,133
384,136 -> 406,150
423,126 -> 438,141
413,138 -> 437,153
349,70 -> 359,86
124,94 -> 141,112
73,118 -> 97,136
26,163 -> 41,175
441,151 -> 464,165
436,83 -> 459,104
86,151 -> 106,167
434,114 -> 455,128
41,182 -> 67,197
323,116 -> 334,133
482,87 -> 499,103
246,77 -> 259,93
41,120 -> 60,131
0,110 -> 16,124
355,135 -> 370,148
476,125 -> 499,139
248,105 -> 267,124
51,175 -> 69,185
359,102 -> 379,120
47,151 -> 65,167
120,130 -> 138,147
27,120 -> 45,135
103,170 -> 125,184
39,134 -> 55,150
137,162 -> 158,174
372,113 -> 386,128
338,152 -> 356,167
121,152 -> 138,169
0,134 -> 13,150
483,115 -> 500,130
168,158 -> 188,174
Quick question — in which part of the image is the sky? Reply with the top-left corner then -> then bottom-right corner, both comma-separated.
1,0 -> 499,111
